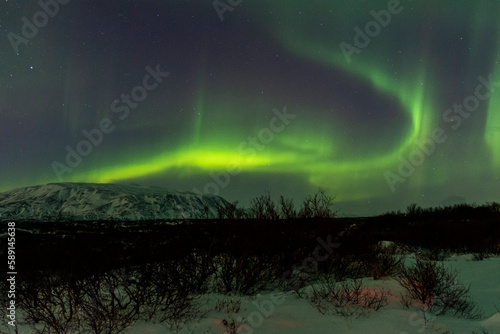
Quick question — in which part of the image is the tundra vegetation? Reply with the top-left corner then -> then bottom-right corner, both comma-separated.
1,191 -> 499,333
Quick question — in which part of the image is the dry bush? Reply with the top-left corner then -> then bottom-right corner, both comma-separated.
221,318 -> 246,334
215,296 -> 246,334
16,264 -> 202,334
248,189 -> 337,220
311,276 -> 389,318
396,257 -> 483,319
369,243 -> 404,280
16,272 -> 85,334
319,253 -> 368,281
299,188 -> 337,219
215,296 -> 243,314
279,195 -> 297,219
250,192 -> 280,220
79,269 -> 147,334
212,253 -> 280,295
216,201 -> 247,219
138,262 -> 203,334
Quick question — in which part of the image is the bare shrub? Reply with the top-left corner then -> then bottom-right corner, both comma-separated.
215,296 -> 242,314
213,253 -> 279,295
16,272 -> 84,334
280,267 -> 317,298
279,195 -> 297,219
15,263 -> 203,334
216,201 -> 247,219
311,276 -> 388,318
400,292 -> 413,309
406,203 -> 423,218
139,262 -> 203,334
221,318 -> 246,334
78,269 -> 146,334
319,253 -> 368,281
369,243 -> 404,280
174,252 -> 215,295
396,257 -> 483,319
215,296 -> 246,334
17,268 -> 147,334
248,189 -> 336,219
249,192 -> 280,220
299,188 -> 337,219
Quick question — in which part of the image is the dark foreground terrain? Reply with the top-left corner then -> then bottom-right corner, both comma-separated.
1,202 -> 499,333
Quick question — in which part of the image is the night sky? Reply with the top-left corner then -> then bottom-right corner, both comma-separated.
1,0 -> 499,216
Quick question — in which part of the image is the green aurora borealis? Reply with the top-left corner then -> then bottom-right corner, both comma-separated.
1,0 -> 499,215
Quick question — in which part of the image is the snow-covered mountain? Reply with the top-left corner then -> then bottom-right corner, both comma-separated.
0,183 -> 232,221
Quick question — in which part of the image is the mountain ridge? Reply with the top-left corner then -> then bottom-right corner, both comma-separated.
0,182 -> 231,222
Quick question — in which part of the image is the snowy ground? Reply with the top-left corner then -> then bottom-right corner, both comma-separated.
130,254 -> 500,334
4,255 -> 499,334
